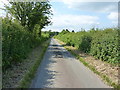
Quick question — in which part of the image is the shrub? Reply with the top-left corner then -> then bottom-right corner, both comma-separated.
79,34 -> 92,53
2,18 -> 49,70
55,28 -> 119,64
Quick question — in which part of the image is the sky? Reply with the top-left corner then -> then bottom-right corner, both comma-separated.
44,0 -> 118,32
0,0 -> 119,32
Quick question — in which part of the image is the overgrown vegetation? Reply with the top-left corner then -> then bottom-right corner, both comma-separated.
55,28 -> 119,65
2,1 -> 53,71
2,17 -> 50,71
18,40 -> 50,88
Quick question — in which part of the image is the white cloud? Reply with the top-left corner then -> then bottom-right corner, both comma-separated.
108,12 -> 118,20
50,0 -> 118,13
112,21 -> 117,24
108,12 -> 118,24
52,14 -> 99,26
62,2 -> 118,13
44,14 -> 99,31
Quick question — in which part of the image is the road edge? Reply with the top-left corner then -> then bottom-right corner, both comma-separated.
17,39 -> 51,88
55,38 -> 120,89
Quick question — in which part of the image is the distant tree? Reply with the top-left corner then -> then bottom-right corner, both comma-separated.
81,28 -> 85,32
66,29 -> 69,32
61,29 -> 70,34
91,27 -> 95,31
72,30 -> 74,32
49,30 -> 51,33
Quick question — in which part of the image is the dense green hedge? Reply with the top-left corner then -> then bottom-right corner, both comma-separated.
2,18 -> 50,70
55,29 -> 119,64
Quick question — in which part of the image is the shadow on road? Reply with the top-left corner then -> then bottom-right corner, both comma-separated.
49,44 -> 67,47
30,49 -> 58,88
48,43 -> 78,60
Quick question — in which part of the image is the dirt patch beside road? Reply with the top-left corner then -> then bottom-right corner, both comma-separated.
2,40 -> 50,88
56,39 -> 119,86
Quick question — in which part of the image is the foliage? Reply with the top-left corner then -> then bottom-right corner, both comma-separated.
43,30 -> 59,37
79,34 -> 92,53
55,28 -> 119,64
2,17 -> 50,70
2,1 -> 53,71
4,1 -> 52,33
60,29 -> 70,34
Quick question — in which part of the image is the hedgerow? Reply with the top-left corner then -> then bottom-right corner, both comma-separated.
2,18 -> 50,70
55,28 -> 119,64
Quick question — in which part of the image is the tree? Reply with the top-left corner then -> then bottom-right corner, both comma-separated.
66,29 -> 69,32
72,30 -> 74,32
60,29 -> 70,34
5,1 -> 52,36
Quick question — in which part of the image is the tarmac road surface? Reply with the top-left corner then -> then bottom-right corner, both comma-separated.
30,38 -> 109,88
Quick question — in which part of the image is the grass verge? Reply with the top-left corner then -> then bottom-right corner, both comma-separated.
56,38 -> 120,89
17,39 -> 50,88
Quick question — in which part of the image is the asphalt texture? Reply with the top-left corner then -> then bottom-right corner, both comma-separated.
30,38 -> 109,88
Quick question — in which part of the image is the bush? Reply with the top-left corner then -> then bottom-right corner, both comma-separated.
79,34 -> 92,53
55,28 -> 119,64
2,18 -> 49,70
90,29 -> 119,64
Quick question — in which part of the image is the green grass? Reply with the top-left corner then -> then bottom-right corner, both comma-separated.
17,39 -> 50,88
62,41 -> 120,89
